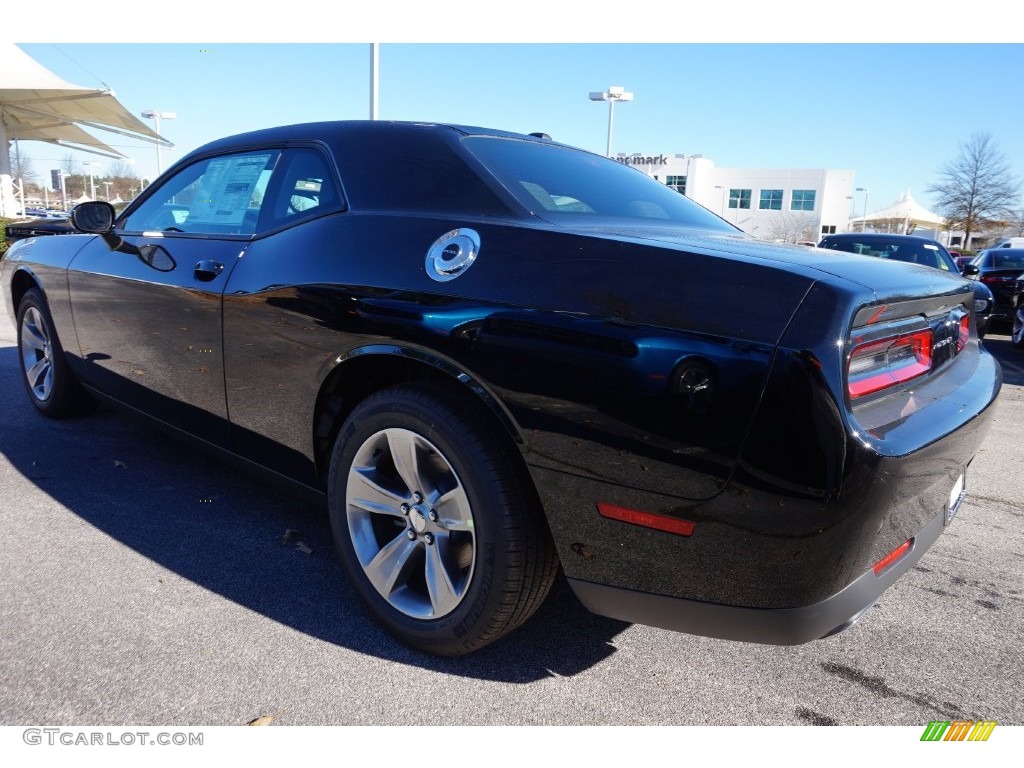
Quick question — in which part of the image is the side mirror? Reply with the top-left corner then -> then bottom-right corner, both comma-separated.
70,201 -> 116,234
961,264 -> 979,278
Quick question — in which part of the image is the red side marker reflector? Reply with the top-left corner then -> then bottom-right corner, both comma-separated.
597,503 -> 696,537
873,538 -> 912,575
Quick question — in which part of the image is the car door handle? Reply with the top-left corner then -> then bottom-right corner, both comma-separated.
194,260 -> 225,281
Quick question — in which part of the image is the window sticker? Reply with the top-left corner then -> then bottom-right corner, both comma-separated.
186,154 -> 274,227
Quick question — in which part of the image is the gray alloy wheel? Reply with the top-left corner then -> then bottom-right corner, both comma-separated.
15,288 -> 94,418
1012,305 -> 1024,349
328,384 -> 558,656
345,427 -> 476,620
20,305 -> 54,402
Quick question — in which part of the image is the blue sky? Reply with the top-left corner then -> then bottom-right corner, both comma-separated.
11,18 -> 1024,218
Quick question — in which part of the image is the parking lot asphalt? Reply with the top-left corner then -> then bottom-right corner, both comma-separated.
0,307 -> 1021,727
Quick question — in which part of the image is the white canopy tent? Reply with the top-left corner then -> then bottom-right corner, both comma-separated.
0,43 -> 171,216
851,190 -> 946,235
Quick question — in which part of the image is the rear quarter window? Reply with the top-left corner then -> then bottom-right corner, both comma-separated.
330,130 -> 510,217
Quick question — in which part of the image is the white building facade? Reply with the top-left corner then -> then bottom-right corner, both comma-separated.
615,152 -> 855,243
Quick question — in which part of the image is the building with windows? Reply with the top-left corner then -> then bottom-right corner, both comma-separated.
614,152 -> 855,243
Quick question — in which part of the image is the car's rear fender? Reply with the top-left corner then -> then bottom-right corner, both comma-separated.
547,273 -> 999,614
310,343 -> 525,483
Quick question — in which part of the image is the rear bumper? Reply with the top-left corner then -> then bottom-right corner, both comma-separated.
569,506 -> 945,645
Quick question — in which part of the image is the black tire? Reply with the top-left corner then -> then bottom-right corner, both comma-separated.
327,383 -> 558,656
16,288 -> 95,418
1012,305 -> 1024,349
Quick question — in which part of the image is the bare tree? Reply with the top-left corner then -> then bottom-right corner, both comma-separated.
928,132 -> 1020,248
101,159 -> 141,201
10,143 -> 37,184
107,159 -> 138,179
60,153 -> 78,177
765,212 -> 817,243
1006,209 -> 1024,237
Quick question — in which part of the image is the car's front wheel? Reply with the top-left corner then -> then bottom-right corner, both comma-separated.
327,383 -> 558,656
16,288 -> 94,418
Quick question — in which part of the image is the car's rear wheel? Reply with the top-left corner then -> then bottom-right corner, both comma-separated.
16,288 -> 94,418
1012,305 -> 1024,349
327,383 -> 558,656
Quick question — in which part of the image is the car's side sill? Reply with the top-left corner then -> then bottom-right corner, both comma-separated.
79,384 -> 328,507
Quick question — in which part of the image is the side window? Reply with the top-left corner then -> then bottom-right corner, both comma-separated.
259,148 -> 342,231
122,150 -> 280,236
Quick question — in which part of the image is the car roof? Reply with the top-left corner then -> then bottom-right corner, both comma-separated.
180,120 -> 560,163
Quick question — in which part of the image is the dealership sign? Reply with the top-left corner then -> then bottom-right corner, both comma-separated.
616,154 -> 668,166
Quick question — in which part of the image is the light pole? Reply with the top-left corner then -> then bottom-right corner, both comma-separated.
589,86 -> 633,157
141,110 -> 176,176
370,43 -> 379,120
856,187 -> 869,232
84,162 -> 98,200
103,181 -> 112,201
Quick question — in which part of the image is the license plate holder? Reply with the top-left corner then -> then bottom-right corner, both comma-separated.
946,470 -> 966,526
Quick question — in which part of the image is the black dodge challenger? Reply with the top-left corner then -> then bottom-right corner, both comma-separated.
1,121 -> 1002,655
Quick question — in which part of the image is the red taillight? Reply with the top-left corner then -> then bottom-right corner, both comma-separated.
957,314 -> 970,352
597,503 -> 696,536
847,329 -> 933,399
981,274 -> 1015,284
873,538 -> 912,575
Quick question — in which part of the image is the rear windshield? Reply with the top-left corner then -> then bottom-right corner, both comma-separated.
991,250 -> 1024,269
462,136 -> 734,231
820,237 -> 956,272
